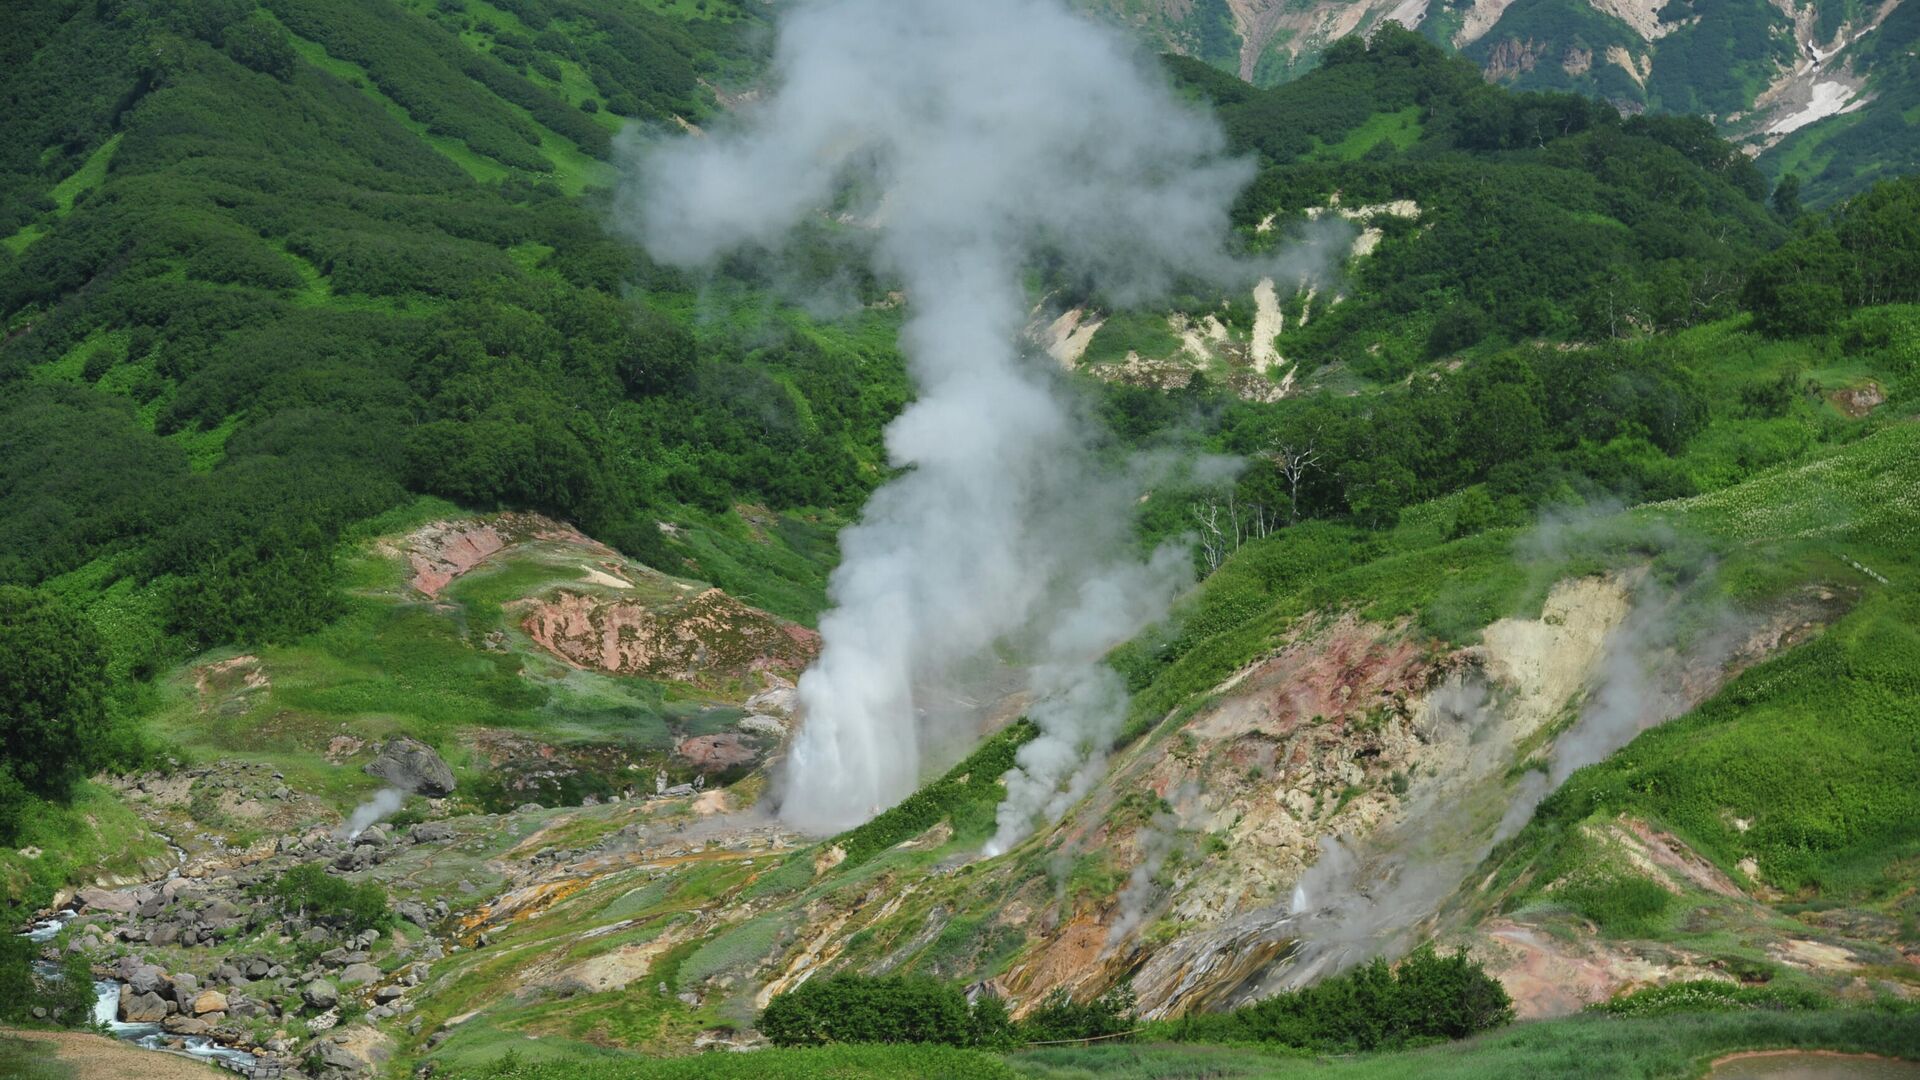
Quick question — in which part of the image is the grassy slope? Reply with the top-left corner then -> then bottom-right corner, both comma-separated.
396,339 -> 1917,1067
426,1008 -> 1920,1078
1474,422 -> 1920,965
133,495 -> 820,820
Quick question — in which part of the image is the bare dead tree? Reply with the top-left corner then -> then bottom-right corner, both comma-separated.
1274,443 -> 1323,525
1193,501 -> 1227,574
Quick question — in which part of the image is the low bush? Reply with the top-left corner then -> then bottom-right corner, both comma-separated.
1017,985 -> 1137,1044
0,935 -> 101,1029
1153,945 -> 1514,1052
1593,979 -> 1830,1017
759,974 -> 1014,1049
248,861 -> 391,934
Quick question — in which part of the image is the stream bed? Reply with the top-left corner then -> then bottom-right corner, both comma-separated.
23,905 -> 266,1074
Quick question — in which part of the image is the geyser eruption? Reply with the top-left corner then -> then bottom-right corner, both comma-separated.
625,0 -> 1336,838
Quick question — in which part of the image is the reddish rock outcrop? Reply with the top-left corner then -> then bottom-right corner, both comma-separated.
520,587 -> 820,689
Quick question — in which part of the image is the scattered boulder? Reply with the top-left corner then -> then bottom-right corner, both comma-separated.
128,965 -> 167,996
303,979 -> 339,1009
163,1015 -> 212,1035
77,887 -> 139,915
340,962 -> 380,986
363,736 -> 455,796
192,989 -> 228,1016
407,822 -> 454,844
119,990 -> 167,1023
316,1040 -> 368,1074
316,1025 -> 393,1077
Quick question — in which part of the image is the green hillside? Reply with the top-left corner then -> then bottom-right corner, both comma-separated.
2,4 -> 1920,1079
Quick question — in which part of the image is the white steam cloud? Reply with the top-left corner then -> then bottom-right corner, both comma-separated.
622,0 -> 1343,838
1265,517 -> 1742,992
337,788 -> 406,842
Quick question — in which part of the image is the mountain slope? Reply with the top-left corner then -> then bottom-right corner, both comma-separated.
1077,0 -> 1920,203
3,2 -> 1920,1076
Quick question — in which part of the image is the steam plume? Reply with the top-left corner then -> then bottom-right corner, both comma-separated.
1264,514 -> 1740,992
337,788 -> 406,841
622,0 -> 1341,836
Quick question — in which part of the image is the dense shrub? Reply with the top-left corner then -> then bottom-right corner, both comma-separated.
1017,985 -> 1138,1044
0,936 -> 100,1028
0,588 -> 113,840
759,975 -> 1014,1049
250,862 -> 391,934
1155,946 -> 1514,1052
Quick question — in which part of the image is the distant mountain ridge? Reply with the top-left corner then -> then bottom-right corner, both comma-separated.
1076,0 -> 1920,202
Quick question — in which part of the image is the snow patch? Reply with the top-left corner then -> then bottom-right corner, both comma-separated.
1768,80 -> 1865,134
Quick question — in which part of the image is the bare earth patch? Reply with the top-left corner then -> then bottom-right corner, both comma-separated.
1,1028 -> 223,1080
520,587 -> 820,690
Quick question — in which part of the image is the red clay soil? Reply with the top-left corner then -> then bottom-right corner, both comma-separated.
520,587 -> 820,689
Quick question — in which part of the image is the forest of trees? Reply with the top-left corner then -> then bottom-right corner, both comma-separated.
0,5 -> 1916,843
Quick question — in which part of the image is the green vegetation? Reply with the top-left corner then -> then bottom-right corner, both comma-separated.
251,861 -> 392,934
1014,1006 -> 1920,1078
1018,986 -> 1140,1044
829,722 -> 1038,871
0,1035 -> 76,1080
759,975 -> 1016,1049
0,936 -> 102,1030
427,1005 -> 1920,1078
1155,947 -> 1513,1052
0,587 -> 146,841
447,1044 -> 1019,1079
1743,177 -> 1920,335
1166,28 -> 1777,372
0,0 -> 900,740
1502,587 -> 1920,904
1593,980 -> 1831,1018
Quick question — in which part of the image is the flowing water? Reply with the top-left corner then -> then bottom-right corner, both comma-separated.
18,892 -> 263,1072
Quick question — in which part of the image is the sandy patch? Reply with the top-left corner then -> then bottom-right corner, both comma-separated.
580,565 -> 633,589
1042,307 -> 1104,368
1482,918 -> 1722,1017
558,937 -> 677,992
2,1028 -> 223,1079
1480,575 -> 1634,735
1773,937 -> 1859,972
1250,277 -> 1284,373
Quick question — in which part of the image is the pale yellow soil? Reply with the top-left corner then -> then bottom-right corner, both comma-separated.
2,1028 -> 223,1080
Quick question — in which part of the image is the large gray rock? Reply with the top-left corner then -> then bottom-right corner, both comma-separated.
316,1041 -> 367,1074
362,737 -> 454,796
303,979 -> 339,1009
407,822 -> 454,844
127,965 -> 166,996
119,989 -> 167,1023
339,963 -> 380,986
77,887 -> 139,914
